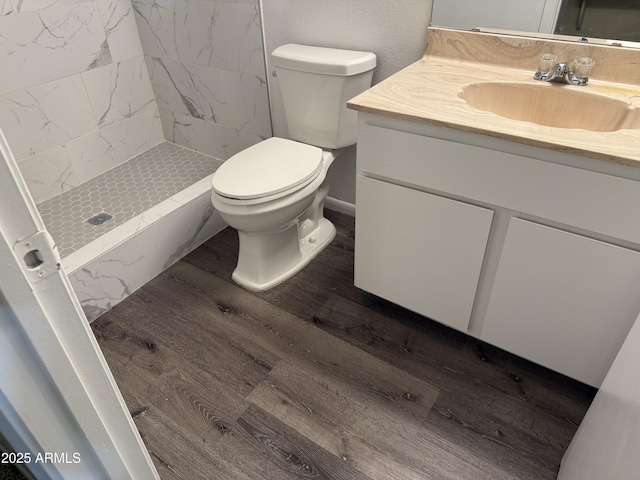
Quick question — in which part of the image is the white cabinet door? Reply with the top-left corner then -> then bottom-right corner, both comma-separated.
355,176 -> 494,332
482,218 -> 640,387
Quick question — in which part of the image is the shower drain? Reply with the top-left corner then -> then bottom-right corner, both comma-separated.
86,212 -> 113,226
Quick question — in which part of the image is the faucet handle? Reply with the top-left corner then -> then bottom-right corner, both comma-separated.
538,53 -> 557,72
573,57 -> 595,77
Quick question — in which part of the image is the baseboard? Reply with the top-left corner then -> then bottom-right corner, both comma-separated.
325,196 -> 355,217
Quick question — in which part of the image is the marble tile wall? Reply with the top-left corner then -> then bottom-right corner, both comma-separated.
133,0 -> 272,159
0,0 -> 164,204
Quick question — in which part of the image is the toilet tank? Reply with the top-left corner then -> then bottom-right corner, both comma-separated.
271,44 -> 376,149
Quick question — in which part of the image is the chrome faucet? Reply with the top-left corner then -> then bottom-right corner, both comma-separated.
534,54 -> 595,86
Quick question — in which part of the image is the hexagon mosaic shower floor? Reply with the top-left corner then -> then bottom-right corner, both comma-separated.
38,142 -> 223,258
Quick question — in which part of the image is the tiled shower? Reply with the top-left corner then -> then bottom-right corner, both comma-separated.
0,0 -> 272,320
136,0 -> 272,157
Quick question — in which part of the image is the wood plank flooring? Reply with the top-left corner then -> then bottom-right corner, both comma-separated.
92,210 -> 596,480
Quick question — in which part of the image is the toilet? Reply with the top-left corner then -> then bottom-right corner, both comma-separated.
211,44 -> 376,291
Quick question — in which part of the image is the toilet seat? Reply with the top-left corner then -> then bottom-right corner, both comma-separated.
212,137 -> 323,204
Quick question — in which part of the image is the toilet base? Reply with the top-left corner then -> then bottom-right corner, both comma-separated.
232,217 -> 336,291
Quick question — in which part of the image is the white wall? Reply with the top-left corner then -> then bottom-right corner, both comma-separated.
261,0 -> 433,205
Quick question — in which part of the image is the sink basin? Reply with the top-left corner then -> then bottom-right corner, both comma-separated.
460,81 -> 640,132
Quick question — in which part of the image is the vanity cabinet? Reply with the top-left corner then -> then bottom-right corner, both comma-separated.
482,218 -> 640,387
354,115 -> 640,387
355,176 -> 493,332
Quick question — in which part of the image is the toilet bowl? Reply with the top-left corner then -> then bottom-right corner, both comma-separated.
211,137 -> 340,291
211,43 -> 376,291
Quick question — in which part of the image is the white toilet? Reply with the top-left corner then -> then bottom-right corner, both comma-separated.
211,44 -> 376,291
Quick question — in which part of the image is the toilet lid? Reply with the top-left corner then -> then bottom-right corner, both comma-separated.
212,137 -> 323,200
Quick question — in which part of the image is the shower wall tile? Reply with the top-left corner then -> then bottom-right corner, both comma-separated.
134,0 -> 263,75
170,111 -> 227,158
158,108 -> 176,142
0,75 -> 97,160
219,125 -> 267,158
131,0 -> 179,61
7,0 -> 92,14
0,3 -> 111,95
174,1 -> 264,75
134,0 -> 272,158
145,55 -> 228,123
211,2 -> 264,75
18,145 -> 80,203
1,0 -> 163,203
1,0 -> 15,15
166,110 -> 265,159
147,56 -> 271,138
67,108 -> 163,183
222,71 -> 271,137
82,56 -> 156,128
95,0 -> 143,61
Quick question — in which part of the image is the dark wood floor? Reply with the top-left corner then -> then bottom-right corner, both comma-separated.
92,210 -> 596,480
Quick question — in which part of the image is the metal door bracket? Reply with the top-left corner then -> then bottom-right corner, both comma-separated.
14,230 -> 62,283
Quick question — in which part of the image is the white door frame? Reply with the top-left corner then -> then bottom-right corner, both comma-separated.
0,129 -> 159,479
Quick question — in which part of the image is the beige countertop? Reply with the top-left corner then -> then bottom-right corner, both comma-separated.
348,27 -> 640,167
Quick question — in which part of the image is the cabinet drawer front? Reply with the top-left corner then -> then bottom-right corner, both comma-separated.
481,218 -> 640,387
355,176 -> 493,332
358,123 -> 640,245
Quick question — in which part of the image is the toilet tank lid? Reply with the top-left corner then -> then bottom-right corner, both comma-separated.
271,44 -> 376,76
